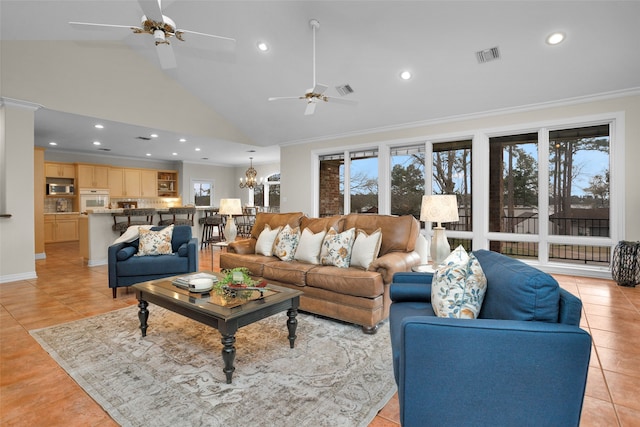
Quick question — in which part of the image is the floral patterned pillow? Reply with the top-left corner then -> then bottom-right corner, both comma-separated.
320,228 -> 356,268
273,224 -> 301,261
431,245 -> 487,319
136,225 -> 174,256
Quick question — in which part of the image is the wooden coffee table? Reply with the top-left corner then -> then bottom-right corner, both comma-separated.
132,272 -> 302,384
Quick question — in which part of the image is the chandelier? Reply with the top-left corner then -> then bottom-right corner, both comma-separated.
239,157 -> 260,189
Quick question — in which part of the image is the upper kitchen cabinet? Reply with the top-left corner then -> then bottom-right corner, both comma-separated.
109,167 -> 157,197
45,162 -> 75,179
77,164 -> 109,188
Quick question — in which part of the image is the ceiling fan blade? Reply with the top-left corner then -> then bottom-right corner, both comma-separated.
268,96 -> 305,101
69,21 -> 139,31
324,96 -> 359,106
304,101 -> 317,116
138,0 -> 164,22
156,43 -> 176,69
177,29 -> 236,43
312,83 -> 328,95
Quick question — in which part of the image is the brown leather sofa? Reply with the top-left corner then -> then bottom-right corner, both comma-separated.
220,212 -> 421,333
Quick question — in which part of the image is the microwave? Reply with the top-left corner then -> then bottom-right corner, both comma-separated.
47,184 -> 74,195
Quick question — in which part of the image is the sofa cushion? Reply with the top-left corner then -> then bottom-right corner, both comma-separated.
343,214 -> 419,256
255,224 -> 281,256
306,266 -> 384,298
431,246 -> 487,319
474,249 -> 560,322
350,228 -> 382,270
219,252 -> 278,277
117,253 -> 188,277
273,224 -> 300,261
263,261 -> 317,287
294,228 -> 326,264
320,228 -> 356,268
136,225 -> 174,256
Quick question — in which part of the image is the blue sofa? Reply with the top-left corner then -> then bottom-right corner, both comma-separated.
389,249 -> 591,427
108,225 -> 198,298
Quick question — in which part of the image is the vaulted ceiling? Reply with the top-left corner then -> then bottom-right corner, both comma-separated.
2,1 -> 639,165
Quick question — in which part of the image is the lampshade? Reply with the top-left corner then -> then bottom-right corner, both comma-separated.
219,198 -> 242,216
420,195 -> 459,226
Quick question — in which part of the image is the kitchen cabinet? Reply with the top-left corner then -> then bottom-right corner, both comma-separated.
44,214 -> 80,243
157,171 -> 178,197
140,169 -> 157,197
45,162 -> 75,179
77,164 -> 109,188
109,168 -> 156,197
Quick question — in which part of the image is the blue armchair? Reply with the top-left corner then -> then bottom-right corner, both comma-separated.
108,225 -> 198,298
389,249 -> 591,427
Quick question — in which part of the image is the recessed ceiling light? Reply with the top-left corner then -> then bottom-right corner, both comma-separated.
49,141 -> 57,146
172,152 -> 178,156
400,71 -> 412,80
179,138 -> 187,142
150,133 -> 159,138
146,153 -> 151,156
94,124 -> 104,129
195,147 -> 201,151
93,141 -> 101,146
257,41 -> 269,52
546,32 -> 566,45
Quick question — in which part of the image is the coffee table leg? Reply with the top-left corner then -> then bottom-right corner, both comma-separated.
138,299 -> 149,337
286,308 -> 298,348
221,334 -> 236,384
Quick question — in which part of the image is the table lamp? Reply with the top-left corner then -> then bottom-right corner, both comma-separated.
420,194 -> 459,267
219,198 -> 242,242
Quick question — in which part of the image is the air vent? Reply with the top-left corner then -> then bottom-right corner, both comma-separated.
476,46 -> 500,63
136,136 -> 152,141
335,84 -> 354,96
98,148 -> 111,151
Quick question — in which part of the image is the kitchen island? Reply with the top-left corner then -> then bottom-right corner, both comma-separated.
79,208 -> 208,266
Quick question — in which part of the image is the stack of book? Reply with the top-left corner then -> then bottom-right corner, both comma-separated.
172,272 -> 218,291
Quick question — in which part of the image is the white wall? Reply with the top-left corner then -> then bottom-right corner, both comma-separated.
0,101 -> 38,282
280,93 -> 640,241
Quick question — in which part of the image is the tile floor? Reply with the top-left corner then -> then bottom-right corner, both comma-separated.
1,242 -> 639,426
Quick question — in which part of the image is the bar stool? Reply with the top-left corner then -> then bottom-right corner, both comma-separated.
158,206 -> 196,226
199,209 -> 225,249
112,208 -> 156,235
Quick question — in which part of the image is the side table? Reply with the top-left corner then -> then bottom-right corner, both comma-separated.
211,241 -> 229,268
412,264 -> 436,273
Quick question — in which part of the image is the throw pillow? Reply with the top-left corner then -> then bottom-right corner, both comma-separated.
294,228 -> 327,264
431,245 -> 487,319
136,225 -> 174,256
112,225 -> 154,244
350,228 -> 382,270
255,224 -> 281,256
273,224 -> 300,261
320,228 -> 356,268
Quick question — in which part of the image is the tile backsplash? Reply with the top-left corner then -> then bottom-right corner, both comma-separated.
45,198 -> 73,213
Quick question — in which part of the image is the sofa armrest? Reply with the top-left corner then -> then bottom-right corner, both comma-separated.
108,242 -> 128,289
396,316 -> 591,426
370,251 -> 421,284
186,237 -> 198,272
390,281 -> 432,302
228,238 -> 256,254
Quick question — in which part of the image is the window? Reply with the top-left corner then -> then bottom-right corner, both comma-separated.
314,113 -> 621,275
191,180 -> 213,207
319,150 -> 378,216
390,144 -> 425,218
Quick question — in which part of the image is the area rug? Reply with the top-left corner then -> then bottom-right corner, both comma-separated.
30,305 -> 396,427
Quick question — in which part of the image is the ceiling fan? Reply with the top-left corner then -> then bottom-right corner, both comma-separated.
268,19 -> 357,116
69,0 -> 235,69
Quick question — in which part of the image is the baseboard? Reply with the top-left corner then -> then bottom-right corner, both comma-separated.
0,271 -> 37,284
